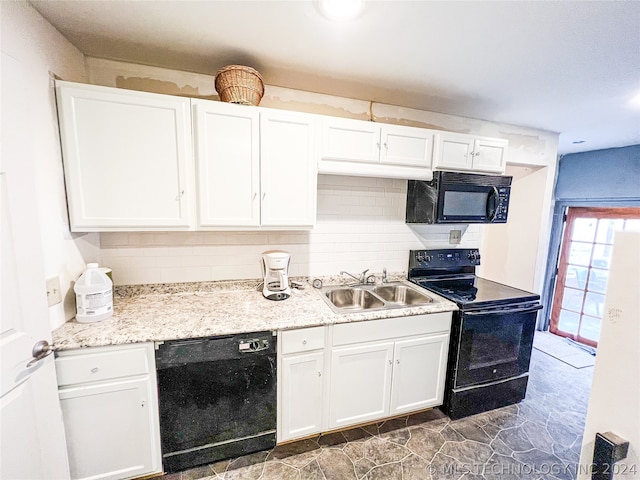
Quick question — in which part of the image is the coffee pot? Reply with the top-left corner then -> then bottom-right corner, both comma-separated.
261,251 -> 291,301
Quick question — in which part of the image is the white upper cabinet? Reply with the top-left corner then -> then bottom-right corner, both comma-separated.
192,100 -> 260,228
433,131 -> 508,174
192,101 -> 317,229
260,110 -> 317,228
319,116 -> 433,180
56,81 -> 194,231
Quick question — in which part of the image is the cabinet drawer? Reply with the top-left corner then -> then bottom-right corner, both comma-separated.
281,326 -> 325,354
332,313 -> 452,347
56,345 -> 151,387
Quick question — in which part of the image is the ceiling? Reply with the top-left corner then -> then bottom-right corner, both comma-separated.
30,0 -> 640,155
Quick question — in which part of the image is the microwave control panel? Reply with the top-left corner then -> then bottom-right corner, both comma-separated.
493,187 -> 510,222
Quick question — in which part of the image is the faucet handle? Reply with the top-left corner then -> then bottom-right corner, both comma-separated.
382,267 -> 388,283
360,269 -> 370,283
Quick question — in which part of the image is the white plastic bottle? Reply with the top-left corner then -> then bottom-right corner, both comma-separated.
74,263 -> 113,323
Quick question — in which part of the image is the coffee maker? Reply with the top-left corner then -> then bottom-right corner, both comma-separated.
261,251 -> 291,301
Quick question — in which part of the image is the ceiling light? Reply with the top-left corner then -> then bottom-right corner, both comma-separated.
318,0 -> 365,21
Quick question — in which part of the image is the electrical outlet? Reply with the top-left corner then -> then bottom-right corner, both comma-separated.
46,277 -> 62,307
449,229 -> 462,244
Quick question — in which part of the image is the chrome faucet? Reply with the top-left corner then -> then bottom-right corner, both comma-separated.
382,267 -> 389,284
340,269 -> 369,284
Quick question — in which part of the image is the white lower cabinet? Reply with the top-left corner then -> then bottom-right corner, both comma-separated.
278,326 -> 326,443
278,312 -> 452,442
279,352 -> 325,442
55,343 -> 162,480
328,342 -> 394,429
389,333 -> 450,415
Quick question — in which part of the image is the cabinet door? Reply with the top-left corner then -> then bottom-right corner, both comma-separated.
321,116 -> 380,163
260,110 -> 317,227
472,138 -> 508,173
279,352 -> 324,442
328,342 -> 393,429
389,334 -> 449,416
380,124 -> 433,168
432,132 -> 475,171
193,100 -> 260,227
59,377 -> 159,480
56,82 -> 194,231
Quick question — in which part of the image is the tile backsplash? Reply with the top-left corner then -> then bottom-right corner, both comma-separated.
100,175 -> 481,285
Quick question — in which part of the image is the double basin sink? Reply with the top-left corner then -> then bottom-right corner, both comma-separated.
320,282 -> 435,314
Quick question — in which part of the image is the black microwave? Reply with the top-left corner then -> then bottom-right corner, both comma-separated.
406,171 -> 512,224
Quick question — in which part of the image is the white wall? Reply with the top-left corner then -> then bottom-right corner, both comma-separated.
1,1 -> 92,330
578,230 -> 639,479
478,164 -> 555,293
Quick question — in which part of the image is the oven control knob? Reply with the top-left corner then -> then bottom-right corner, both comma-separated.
416,253 -> 424,262
424,255 -> 432,262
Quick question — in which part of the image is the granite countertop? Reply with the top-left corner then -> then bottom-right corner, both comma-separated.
52,275 -> 458,351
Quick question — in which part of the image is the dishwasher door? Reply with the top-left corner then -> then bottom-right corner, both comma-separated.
155,332 -> 277,473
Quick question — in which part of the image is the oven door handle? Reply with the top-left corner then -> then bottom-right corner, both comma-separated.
464,303 -> 543,316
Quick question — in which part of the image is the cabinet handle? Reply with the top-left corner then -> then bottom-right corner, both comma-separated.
318,371 -> 322,377
262,193 -> 266,200
302,339 -> 307,345
91,367 -> 99,373
376,142 -> 381,150
252,193 -> 257,201
175,190 -> 185,201
383,142 -> 388,150
396,359 -> 400,365
388,359 -> 392,365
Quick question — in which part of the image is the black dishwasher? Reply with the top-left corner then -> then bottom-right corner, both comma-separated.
155,332 -> 277,473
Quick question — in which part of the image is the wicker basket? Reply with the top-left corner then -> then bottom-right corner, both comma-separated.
214,65 -> 264,106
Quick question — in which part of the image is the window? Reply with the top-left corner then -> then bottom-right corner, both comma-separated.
550,207 -> 640,347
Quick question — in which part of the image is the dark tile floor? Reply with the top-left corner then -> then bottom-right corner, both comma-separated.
162,336 -> 594,480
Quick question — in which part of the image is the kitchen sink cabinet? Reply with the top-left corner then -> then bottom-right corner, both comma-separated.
278,326 -> 326,442
328,341 -> 394,429
56,81 -> 194,232
328,313 -> 451,430
55,343 -> 162,480
319,116 -> 434,180
433,131 -> 508,174
389,333 -> 449,415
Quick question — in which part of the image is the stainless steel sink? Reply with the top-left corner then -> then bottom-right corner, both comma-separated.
371,284 -> 433,306
325,288 -> 385,311
321,282 -> 435,314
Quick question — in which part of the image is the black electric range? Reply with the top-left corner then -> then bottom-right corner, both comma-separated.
408,248 -> 542,419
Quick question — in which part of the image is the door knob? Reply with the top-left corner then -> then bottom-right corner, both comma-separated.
26,340 -> 53,368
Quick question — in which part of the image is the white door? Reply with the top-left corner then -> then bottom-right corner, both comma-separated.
59,378 -> 155,480
433,131 -> 475,171
260,110 -> 317,227
472,138 -> 508,173
380,124 -> 433,168
0,53 -> 70,479
389,334 -> 449,415
56,81 -> 194,231
320,116 -> 380,163
328,342 -> 393,429
193,100 -> 260,228
279,352 -> 324,442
